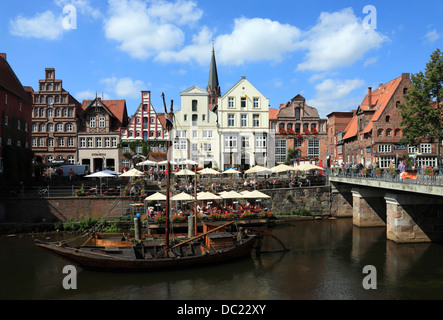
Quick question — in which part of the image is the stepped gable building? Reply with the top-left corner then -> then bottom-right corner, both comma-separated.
31,68 -> 83,166
79,97 -> 128,172
120,91 -> 168,166
0,53 -> 33,186
341,73 -> 439,168
270,94 -> 327,165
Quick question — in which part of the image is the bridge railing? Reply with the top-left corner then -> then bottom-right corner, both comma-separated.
328,167 -> 443,186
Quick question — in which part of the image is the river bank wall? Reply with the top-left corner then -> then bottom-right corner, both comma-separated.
0,185 -> 352,233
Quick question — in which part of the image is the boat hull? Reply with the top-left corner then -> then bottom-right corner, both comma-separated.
35,236 -> 257,272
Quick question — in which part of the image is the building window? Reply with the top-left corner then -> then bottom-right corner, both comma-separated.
408,145 -> 419,154
253,115 -> 260,127
66,123 -> 73,132
241,114 -> 247,127
294,139 -> 302,148
255,136 -> 266,149
87,138 -> 93,148
377,129 -> 383,137
307,139 -> 320,158
241,97 -> 246,108
40,109 -> 45,117
192,130 -> 198,139
68,156 -> 75,164
58,138 -> 65,147
224,136 -> 237,148
68,137 -> 75,147
378,144 -> 391,153
184,114 -> 188,121
47,123 -> 54,132
111,138 -> 117,147
80,138 -> 86,148
56,123 -> 63,132
47,96 -> 53,105
253,97 -> 259,108
275,139 -> 287,163
191,143 -> 198,152
203,143 -> 212,152
241,136 -> 250,148
228,97 -> 234,108
48,138 -> 54,147
192,100 -> 198,112
63,108 -> 68,117
99,117 -> 106,128
202,130 -> 213,138
96,138 -> 102,148
90,116 -> 96,128
295,108 -> 300,120
386,129 -> 392,137
421,143 -> 432,154
174,141 -> 187,150
55,109 -> 61,117
228,114 -> 235,127
104,138 -> 110,147
176,130 -> 187,138
47,109 -> 53,118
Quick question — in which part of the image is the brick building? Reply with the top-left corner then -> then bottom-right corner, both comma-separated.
270,94 -> 327,165
326,111 -> 355,166
341,73 -> 439,169
120,91 -> 168,167
0,53 -> 33,187
31,68 -> 83,165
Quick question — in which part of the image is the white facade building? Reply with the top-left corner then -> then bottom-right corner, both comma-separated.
217,76 -> 272,170
172,86 -> 220,169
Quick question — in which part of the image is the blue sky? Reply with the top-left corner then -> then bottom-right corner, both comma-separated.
2,0 -> 443,118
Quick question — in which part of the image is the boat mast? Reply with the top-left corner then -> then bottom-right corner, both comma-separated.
162,93 -> 174,256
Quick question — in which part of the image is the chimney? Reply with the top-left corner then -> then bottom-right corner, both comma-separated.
368,87 -> 372,108
0,53 -> 6,60
402,73 -> 410,80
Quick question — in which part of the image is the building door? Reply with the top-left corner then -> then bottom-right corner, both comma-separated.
93,158 -> 104,172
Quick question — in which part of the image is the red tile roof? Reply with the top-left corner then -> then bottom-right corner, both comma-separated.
269,108 -> 278,120
343,76 -> 403,140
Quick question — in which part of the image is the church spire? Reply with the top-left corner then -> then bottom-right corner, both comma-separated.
207,42 -> 220,111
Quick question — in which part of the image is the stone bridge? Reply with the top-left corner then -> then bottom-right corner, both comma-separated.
329,176 -> 443,243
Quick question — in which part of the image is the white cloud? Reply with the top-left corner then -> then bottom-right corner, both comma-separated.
101,77 -> 146,99
308,78 -> 365,116
425,29 -> 440,44
54,0 -> 102,19
104,0 -> 204,60
296,8 -> 388,71
156,26 -> 214,64
9,0 -> 101,40
216,18 -> 301,66
9,11 -> 65,40
147,0 -> 203,25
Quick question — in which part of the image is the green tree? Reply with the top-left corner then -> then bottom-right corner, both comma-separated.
399,48 -> 443,166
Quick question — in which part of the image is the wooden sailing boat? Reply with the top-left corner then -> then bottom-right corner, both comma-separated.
35,93 -> 259,272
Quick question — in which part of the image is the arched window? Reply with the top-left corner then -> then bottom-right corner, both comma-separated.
47,123 -> 54,132
377,129 -> 383,137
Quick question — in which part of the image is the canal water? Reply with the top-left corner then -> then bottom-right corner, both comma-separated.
1,218 -> 443,301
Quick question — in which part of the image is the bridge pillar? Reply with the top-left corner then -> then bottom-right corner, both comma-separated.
330,183 -> 353,217
385,193 -> 443,243
352,188 -> 386,228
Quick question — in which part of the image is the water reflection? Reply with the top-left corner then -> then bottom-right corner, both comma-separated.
1,218 -> 443,300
